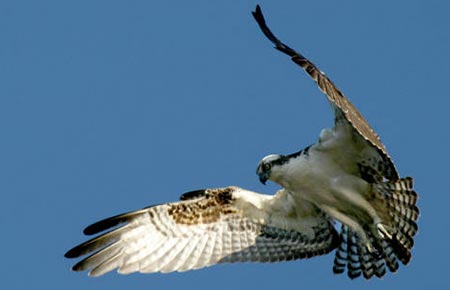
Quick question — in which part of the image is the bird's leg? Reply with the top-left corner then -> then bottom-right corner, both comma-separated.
376,223 -> 393,239
331,176 -> 387,237
321,205 -> 375,253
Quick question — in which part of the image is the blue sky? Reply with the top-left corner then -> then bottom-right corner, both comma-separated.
1,0 -> 448,289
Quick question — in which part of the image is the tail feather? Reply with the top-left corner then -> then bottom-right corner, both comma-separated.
333,177 -> 419,279
347,231 -> 362,279
387,200 -> 419,222
386,177 -> 417,206
376,177 -> 419,265
358,234 -> 377,279
390,235 -> 412,265
333,228 -> 347,274
374,177 -> 419,222
392,213 -> 418,237
380,239 -> 399,272
395,229 -> 414,250
334,226 -> 388,279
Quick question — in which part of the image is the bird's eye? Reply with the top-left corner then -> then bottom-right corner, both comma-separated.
263,163 -> 271,171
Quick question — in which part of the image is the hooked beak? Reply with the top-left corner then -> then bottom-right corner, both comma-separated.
258,173 -> 269,185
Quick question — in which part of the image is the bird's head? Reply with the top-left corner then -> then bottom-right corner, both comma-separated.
256,154 -> 287,185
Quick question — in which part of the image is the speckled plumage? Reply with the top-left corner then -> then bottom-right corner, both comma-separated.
65,187 -> 338,276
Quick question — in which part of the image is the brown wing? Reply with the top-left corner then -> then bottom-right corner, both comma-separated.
252,5 -> 399,181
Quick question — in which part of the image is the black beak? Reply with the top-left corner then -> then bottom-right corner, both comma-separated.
259,174 -> 268,185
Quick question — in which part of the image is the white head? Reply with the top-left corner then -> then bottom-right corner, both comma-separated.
256,147 -> 309,185
256,154 -> 288,185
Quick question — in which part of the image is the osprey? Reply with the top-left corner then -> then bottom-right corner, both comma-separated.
65,5 -> 419,280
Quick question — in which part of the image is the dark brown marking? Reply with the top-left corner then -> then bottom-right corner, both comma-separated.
167,187 -> 238,225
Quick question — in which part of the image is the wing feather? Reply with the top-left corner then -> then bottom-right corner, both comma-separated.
166,234 -> 199,272
252,5 -> 399,181
90,251 -> 123,277
65,187 -> 338,276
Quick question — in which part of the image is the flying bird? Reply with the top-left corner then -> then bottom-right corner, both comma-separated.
252,5 -> 418,279
65,5 -> 419,280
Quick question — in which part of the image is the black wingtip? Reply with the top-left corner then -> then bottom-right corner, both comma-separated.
252,5 -> 274,44
81,205 -> 155,236
83,219 -> 111,235
82,214 -> 126,235
251,5 -> 298,59
64,247 -> 79,259
251,5 -> 263,20
83,223 -> 103,236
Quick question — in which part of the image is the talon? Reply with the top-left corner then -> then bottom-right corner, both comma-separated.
366,243 -> 376,253
377,223 -> 393,239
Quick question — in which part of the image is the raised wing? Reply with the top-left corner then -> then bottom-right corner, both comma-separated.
252,5 -> 399,181
65,187 -> 339,276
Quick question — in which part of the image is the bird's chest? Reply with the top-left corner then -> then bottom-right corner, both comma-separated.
280,151 -> 346,205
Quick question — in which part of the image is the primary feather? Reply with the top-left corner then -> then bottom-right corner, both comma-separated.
65,187 -> 338,276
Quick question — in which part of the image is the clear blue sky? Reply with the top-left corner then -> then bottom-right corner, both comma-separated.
1,0 -> 448,289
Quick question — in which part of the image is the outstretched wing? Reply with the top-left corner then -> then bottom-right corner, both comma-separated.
252,5 -> 399,181
65,187 -> 339,276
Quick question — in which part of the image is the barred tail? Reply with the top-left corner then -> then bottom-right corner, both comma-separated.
374,177 -> 419,264
333,177 -> 419,279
